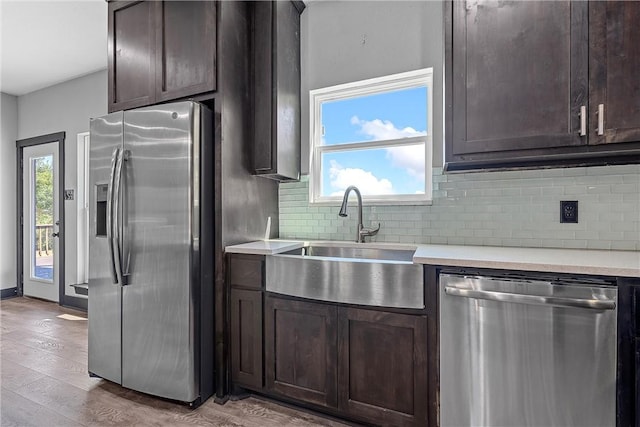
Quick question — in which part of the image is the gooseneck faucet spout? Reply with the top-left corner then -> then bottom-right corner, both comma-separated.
339,186 -> 380,243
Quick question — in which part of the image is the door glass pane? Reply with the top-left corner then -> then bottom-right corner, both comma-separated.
32,155 -> 54,281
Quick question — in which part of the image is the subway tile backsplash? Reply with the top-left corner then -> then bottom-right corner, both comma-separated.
279,165 -> 640,250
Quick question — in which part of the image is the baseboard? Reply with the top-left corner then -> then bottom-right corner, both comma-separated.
0,287 -> 18,299
62,294 -> 88,312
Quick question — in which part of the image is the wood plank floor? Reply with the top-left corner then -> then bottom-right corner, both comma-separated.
0,297 -> 349,427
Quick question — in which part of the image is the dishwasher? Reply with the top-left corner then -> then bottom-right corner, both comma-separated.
440,272 -> 618,427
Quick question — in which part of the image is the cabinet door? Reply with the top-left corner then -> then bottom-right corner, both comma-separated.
616,277 -> 640,426
252,1 -> 275,173
265,296 -> 337,408
338,308 -> 428,427
447,1 -> 588,161
108,1 -> 156,112
230,289 -> 263,389
155,1 -> 217,102
589,1 -> 640,145
252,1 -> 302,180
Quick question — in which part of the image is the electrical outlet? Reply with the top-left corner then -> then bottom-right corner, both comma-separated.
560,200 -> 578,223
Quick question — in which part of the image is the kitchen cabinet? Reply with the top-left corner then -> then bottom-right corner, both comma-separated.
108,1 -> 217,113
445,0 -> 640,171
228,254 -> 436,426
589,2 -> 640,146
251,1 -> 304,181
337,308 -> 428,427
154,1 -> 217,103
108,1 -> 156,112
230,289 -> 263,389
617,277 -> 640,426
264,296 -> 338,408
229,255 -> 264,390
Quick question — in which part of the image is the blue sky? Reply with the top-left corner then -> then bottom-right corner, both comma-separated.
320,86 -> 428,197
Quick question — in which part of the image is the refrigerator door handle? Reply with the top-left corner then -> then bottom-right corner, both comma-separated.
112,148 -> 125,286
106,147 -> 120,284
121,150 -> 130,284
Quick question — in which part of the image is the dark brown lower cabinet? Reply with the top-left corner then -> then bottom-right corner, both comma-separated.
230,289 -> 263,389
338,308 -> 428,427
265,296 -> 338,408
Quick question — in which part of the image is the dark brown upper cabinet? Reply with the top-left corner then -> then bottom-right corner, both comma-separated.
445,0 -> 640,171
108,1 -> 156,112
589,1 -> 640,146
155,1 -> 216,103
251,1 -> 304,181
108,1 -> 217,113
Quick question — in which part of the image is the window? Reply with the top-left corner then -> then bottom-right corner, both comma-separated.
76,132 -> 90,285
309,68 -> 432,204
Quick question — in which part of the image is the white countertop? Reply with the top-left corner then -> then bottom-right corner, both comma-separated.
413,244 -> 640,278
224,240 -> 304,255
225,240 -> 640,277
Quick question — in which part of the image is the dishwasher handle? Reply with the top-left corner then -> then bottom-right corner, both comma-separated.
444,286 -> 616,311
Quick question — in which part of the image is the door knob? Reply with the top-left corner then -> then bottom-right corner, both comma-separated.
52,232 -> 60,238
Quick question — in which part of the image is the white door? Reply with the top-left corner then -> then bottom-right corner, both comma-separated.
22,142 -> 60,302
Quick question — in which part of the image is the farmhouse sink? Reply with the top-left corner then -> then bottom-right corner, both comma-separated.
281,244 -> 415,262
266,243 -> 424,309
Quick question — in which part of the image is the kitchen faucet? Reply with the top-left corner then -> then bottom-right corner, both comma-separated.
338,186 -> 381,243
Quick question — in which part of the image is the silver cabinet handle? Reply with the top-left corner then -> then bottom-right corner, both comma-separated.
107,148 -> 120,284
112,149 -> 125,286
597,104 -> 604,136
579,105 -> 586,136
444,286 -> 616,310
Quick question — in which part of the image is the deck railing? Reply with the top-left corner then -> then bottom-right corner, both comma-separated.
35,224 -> 54,256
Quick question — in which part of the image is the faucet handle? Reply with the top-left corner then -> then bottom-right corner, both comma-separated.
360,222 -> 381,238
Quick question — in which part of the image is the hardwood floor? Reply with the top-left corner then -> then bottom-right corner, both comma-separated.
0,297 -> 349,427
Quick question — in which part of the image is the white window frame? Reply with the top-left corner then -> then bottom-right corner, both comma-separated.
309,68 -> 433,205
76,132 -> 90,285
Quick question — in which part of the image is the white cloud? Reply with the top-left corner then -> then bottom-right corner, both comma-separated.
350,116 -> 426,181
329,160 -> 394,196
386,145 -> 425,180
350,116 -> 426,140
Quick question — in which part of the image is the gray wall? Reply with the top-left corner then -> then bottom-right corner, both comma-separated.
300,1 -> 444,173
0,93 -> 18,290
281,1 -> 640,251
17,69 -> 107,298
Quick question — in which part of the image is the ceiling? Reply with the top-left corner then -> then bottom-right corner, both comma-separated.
0,0 -> 107,97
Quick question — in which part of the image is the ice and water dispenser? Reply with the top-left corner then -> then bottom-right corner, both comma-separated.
96,184 -> 108,237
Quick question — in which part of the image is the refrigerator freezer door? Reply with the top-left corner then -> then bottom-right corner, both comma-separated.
121,102 -> 199,402
88,112 -> 124,383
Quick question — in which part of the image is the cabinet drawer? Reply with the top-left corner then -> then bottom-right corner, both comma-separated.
229,255 -> 264,289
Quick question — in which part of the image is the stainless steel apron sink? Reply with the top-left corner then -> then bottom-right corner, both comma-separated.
266,243 -> 424,309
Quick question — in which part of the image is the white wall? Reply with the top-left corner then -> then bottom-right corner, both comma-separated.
300,1 -> 444,173
17,69 -> 107,298
0,93 -> 18,290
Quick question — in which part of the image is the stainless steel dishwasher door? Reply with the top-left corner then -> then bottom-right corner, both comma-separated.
440,273 -> 617,427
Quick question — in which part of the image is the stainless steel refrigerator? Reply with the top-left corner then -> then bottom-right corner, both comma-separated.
88,101 -> 214,406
